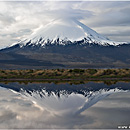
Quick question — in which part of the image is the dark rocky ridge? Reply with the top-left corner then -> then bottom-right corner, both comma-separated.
0,40 -> 130,69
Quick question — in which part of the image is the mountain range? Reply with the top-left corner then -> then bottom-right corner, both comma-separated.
0,18 -> 130,69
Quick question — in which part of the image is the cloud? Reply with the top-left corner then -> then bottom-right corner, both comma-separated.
79,1 -> 130,42
91,26 -> 130,42
0,1 -> 130,48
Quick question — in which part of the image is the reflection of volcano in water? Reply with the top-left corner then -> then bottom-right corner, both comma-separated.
20,88 -> 128,115
0,82 -> 130,115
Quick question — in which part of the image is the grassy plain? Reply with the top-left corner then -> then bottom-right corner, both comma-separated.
0,68 -> 130,80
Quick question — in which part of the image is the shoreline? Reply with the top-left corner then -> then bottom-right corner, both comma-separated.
0,77 -> 130,81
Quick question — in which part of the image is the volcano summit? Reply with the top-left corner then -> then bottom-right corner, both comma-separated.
8,19 -> 125,47
0,19 -> 130,69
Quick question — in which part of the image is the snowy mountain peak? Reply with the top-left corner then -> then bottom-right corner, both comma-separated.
10,18 -> 127,48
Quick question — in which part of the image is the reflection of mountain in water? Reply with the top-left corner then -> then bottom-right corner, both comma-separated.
0,82 -> 130,115
20,88 -> 128,115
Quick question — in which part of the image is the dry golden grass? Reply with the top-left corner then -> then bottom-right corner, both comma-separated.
0,68 -> 130,79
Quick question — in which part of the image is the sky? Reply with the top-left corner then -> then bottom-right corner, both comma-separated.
0,1 -> 130,48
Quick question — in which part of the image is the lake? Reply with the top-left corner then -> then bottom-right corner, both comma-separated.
0,81 -> 130,129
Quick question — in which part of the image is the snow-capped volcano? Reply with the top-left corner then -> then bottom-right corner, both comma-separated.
1,18 -> 130,69
10,18 -> 125,48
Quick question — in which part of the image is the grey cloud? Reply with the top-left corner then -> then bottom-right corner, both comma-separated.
0,13 -> 16,25
87,107 -> 130,129
50,8 -> 93,20
0,110 -> 17,124
102,31 -> 130,42
86,9 -> 130,27
99,28 -> 130,41
10,29 -> 32,37
104,29 -> 130,36
80,1 -> 130,43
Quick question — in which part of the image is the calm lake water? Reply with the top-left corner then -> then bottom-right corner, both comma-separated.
0,81 -> 130,129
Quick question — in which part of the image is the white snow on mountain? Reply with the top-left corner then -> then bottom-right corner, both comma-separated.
9,18 -> 127,48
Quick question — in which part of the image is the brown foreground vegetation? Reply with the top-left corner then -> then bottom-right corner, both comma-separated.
0,68 -> 130,80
